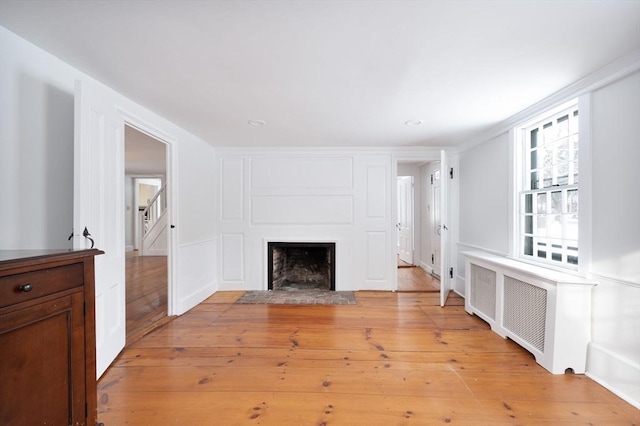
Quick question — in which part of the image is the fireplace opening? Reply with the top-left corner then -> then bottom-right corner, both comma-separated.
268,242 -> 335,291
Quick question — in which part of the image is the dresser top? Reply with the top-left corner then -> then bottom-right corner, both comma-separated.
0,249 -> 104,269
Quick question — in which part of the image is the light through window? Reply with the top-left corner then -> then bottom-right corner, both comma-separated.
520,103 -> 579,267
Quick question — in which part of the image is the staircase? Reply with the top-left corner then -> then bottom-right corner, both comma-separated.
139,185 -> 167,256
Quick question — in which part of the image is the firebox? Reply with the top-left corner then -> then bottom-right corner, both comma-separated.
268,242 -> 336,291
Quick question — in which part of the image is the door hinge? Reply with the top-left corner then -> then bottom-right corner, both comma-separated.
449,168 -> 454,179
430,174 -> 433,184
431,254 -> 434,264
449,267 -> 454,279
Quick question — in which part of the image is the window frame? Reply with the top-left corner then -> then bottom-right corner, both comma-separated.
511,96 -> 591,273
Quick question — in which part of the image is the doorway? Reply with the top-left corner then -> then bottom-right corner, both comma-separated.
124,125 -> 171,345
396,162 -> 439,292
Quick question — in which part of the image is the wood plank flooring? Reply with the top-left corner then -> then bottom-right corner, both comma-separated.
125,253 -> 168,345
98,291 -> 638,425
397,265 -> 440,292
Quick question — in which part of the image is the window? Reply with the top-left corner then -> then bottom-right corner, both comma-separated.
518,102 -> 579,268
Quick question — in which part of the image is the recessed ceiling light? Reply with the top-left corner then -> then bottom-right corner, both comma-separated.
405,120 -> 423,126
248,120 -> 266,126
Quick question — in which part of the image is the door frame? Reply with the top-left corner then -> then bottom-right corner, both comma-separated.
119,111 -> 178,317
392,152 -> 458,294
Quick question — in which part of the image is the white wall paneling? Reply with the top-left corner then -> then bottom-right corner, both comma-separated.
221,157 -> 244,220
251,156 -> 353,190
366,166 -> 387,219
251,195 -> 353,225
218,151 -> 399,291
222,233 -> 244,283
366,232 -> 387,281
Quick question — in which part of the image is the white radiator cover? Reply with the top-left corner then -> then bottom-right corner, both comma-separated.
464,251 -> 598,374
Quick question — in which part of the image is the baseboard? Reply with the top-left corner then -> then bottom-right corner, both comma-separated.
419,261 -> 433,274
125,245 -> 134,252
142,249 -> 167,256
586,342 -> 640,409
177,283 -> 217,315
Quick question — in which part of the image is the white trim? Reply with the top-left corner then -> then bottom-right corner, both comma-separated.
457,241 -> 509,257
587,342 -> 640,409
179,237 -> 218,249
590,272 -> 640,289
512,100 -> 581,271
459,49 -> 640,153
118,108 -> 179,316
577,93 -> 593,275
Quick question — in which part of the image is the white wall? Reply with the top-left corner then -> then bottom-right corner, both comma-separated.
0,27 -> 74,249
457,68 -> 640,407
0,26 -> 217,314
587,70 -> 640,407
217,150 -> 395,291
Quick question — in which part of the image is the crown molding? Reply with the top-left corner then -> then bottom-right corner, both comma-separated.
458,49 -> 640,153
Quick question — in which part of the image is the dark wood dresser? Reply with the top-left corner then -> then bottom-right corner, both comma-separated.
0,249 -> 103,425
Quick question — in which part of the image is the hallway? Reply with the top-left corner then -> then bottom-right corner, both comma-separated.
125,252 -> 168,345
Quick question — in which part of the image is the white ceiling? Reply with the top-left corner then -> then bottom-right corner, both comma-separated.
1,1 -> 639,148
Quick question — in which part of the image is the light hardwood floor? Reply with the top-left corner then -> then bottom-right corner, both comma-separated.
397,264 -> 440,292
98,291 -> 638,425
125,253 -> 169,345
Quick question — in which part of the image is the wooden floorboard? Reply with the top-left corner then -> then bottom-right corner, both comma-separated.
397,264 -> 440,292
125,253 -> 168,346
98,291 -> 639,425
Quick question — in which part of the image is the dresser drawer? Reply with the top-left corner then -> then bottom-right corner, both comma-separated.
0,263 -> 84,308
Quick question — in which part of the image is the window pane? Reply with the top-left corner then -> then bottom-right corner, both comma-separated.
551,191 -> 562,213
531,171 -> 538,190
524,236 -> 533,256
530,149 -> 537,170
543,121 -> 554,142
572,161 -> 579,184
525,215 -> 533,234
537,193 -> 547,213
536,215 -> 547,236
549,215 -> 562,239
543,145 -> 553,167
556,114 -> 569,138
567,189 -> 578,213
555,138 -> 569,163
530,128 -> 538,148
555,164 -> 569,186
543,167 -> 553,188
525,194 -> 533,214
565,214 -> 579,240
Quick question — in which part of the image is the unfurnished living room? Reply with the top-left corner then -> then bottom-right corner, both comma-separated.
0,1 -> 639,424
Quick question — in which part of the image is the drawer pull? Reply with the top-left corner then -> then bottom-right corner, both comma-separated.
18,283 -> 33,293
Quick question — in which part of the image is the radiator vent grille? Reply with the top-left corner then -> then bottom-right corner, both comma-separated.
503,275 -> 547,352
470,264 -> 496,320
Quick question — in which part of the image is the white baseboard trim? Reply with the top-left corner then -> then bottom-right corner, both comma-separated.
586,342 -> 640,409
419,261 -> 433,274
177,283 -> 216,315
142,249 -> 167,256
125,245 -> 134,252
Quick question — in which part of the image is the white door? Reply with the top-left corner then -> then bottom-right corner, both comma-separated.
397,176 -> 413,265
74,80 -> 126,377
431,168 -> 441,276
439,150 -> 451,307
